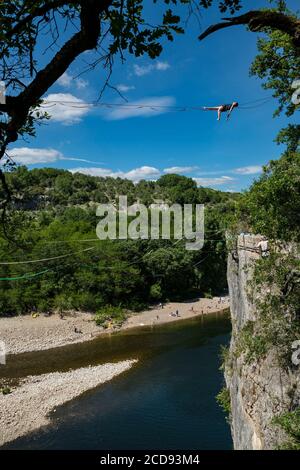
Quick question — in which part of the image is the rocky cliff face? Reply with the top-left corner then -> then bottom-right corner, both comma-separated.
226,234 -> 300,450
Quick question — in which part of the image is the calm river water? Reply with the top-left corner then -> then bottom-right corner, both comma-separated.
2,312 -> 232,450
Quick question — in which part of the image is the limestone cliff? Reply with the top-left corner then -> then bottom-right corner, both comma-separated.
226,234 -> 300,450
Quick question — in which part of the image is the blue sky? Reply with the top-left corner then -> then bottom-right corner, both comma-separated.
7,0 -> 299,192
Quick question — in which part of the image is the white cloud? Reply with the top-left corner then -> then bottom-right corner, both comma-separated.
133,65 -> 151,77
70,165 -> 161,182
71,168 -> 112,178
57,72 -> 88,90
125,166 -> 161,181
163,166 -> 199,175
8,147 -> 96,165
193,176 -> 235,187
116,84 -> 135,92
62,156 -> 98,163
233,165 -> 262,175
133,61 -> 170,77
104,96 -> 175,120
42,93 -> 91,125
57,72 -> 72,88
75,78 -> 89,90
70,167 -> 236,187
156,61 -> 170,71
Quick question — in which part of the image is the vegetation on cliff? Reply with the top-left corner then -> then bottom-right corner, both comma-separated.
273,409 -> 300,450
216,3 -> 300,448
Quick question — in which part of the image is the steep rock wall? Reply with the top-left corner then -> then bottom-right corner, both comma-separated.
226,234 -> 300,450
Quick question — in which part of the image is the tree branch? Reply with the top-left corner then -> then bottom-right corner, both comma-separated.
0,0 -> 113,158
6,0 -> 79,39
0,0 -> 114,239
199,10 -> 300,49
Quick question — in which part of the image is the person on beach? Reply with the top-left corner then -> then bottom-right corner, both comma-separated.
203,101 -> 239,121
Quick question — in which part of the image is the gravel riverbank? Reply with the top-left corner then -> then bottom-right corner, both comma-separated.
0,360 -> 137,447
0,296 -> 229,355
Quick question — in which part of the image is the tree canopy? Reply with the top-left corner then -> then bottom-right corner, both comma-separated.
0,170 -> 236,315
250,26 -> 300,117
238,151 -> 300,242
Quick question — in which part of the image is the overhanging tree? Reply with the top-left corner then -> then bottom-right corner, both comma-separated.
0,0 -> 299,199
199,9 -> 300,48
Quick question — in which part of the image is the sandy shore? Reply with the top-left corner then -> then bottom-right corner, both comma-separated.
0,360 -> 137,447
124,296 -> 229,330
0,296 -> 229,355
0,311 -> 100,355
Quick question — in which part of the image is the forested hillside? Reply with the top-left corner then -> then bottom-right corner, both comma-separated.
1,167 -> 239,208
0,169 -> 239,316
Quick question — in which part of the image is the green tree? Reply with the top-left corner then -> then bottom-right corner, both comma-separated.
238,151 -> 300,242
276,125 -> 300,153
250,26 -> 300,118
150,283 -> 163,301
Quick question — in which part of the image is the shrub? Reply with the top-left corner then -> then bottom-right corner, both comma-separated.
204,292 -> 213,299
219,345 -> 230,372
150,283 -> 162,301
273,408 -> 300,450
235,321 -> 270,364
94,305 -> 128,328
216,387 -> 231,415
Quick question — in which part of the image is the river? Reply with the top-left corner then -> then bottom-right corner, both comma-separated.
2,312 -> 232,450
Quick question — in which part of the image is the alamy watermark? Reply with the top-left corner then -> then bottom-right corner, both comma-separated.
0,340 -> 6,365
289,81 -> 300,368
292,79 -> 300,105
0,81 -> 6,105
291,340 -> 300,366
96,196 -> 204,251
